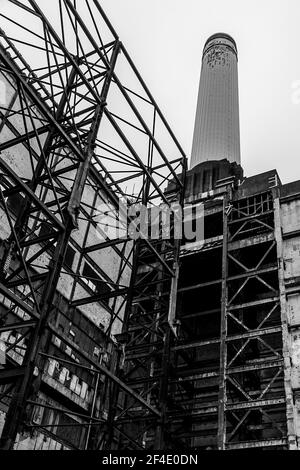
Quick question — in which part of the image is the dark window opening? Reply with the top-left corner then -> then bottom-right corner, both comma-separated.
39,220 -> 52,240
7,192 -> 25,217
64,245 -> 76,270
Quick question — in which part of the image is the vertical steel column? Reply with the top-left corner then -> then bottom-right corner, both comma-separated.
273,187 -> 297,450
217,189 -> 230,450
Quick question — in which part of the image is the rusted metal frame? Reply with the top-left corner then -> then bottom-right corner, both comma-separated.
0,106 -> 92,154
227,302 -> 279,336
106,158 -> 183,189
0,45 -> 82,163
125,344 -> 163,363
70,196 -> 132,277
108,111 -> 147,136
0,82 -> 18,136
0,67 -> 75,334
0,189 -> 42,315
226,196 -> 282,446
228,359 -> 284,374
103,253 -> 130,333
230,220 -> 273,242
255,274 -> 277,293
0,26 -> 59,108
228,252 -> 249,272
256,335 -> 281,358
119,47 -> 186,165
94,123 -> 176,277
18,83 -> 66,224
40,337 -> 161,424
228,404 -> 284,442
273,189 -> 297,449
28,0 -> 186,203
229,297 -> 279,310
84,0 -> 111,63
227,410 -> 252,442
253,217 -> 276,232
0,283 -> 37,319
45,326 -> 161,420
259,367 -> 284,401
115,166 -> 183,448
42,24 -> 56,113
0,228 -> 72,449
227,331 -> 277,368
140,245 -> 171,449
227,278 -> 248,306
0,12 -> 64,59
226,438 -> 287,449
229,209 -> 274,228
70,287 -> 128,307
0,159 -> 64,231
114,381 -> 159,423
125,314 -> 168,350
226,398 -> 286,411
228,265 -> 277,283
66,36 -> 129,309
63,0 -> 182,189
227,375 -> 251,402
228,241 -> 276,274
4,329 -> 29,355
42,29 -> 88,155
1,34 -> 66,58
227,311 -> 250,332
227,365 -> 284,414
226,326 -> 282,342
0,319 -> 36,333
67,203 -> 130,295
26,399 -> 105,425
2,0 -> 188,450
62,1 -> 102,96
217,189 -> 230,450
258,407 -> 285,436
0,40 -> 121,451
25,0 -> 106,109
104,424 -> 145,451
96,138 -> 139,165
231,199 -> 265,219
4,239 -> 57,285
225,222 -> 286,450
103,110 -> 170,207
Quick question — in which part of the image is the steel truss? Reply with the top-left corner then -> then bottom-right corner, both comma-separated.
0,0 -> 186,449
146,183 -> 295,451
218,187 -> 295,449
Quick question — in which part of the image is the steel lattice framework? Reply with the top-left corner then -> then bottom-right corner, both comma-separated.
0,0 -> 186,449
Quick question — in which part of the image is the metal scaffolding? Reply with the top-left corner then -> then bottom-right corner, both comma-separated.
0,0 -> 186,449
0,0 -> 295,452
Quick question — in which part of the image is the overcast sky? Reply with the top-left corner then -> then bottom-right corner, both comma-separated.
101,0 -> 300,185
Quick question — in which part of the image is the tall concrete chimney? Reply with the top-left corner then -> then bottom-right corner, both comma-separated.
190,33 -> 241,169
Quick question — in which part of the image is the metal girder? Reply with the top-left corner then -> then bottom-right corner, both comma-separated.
217,188 -> 289,449
0,0 -> 186,451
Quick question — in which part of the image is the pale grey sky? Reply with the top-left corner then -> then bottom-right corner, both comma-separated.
101,0 -> 300,184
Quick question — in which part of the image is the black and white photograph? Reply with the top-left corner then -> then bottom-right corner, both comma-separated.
0,0 -> 299,459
